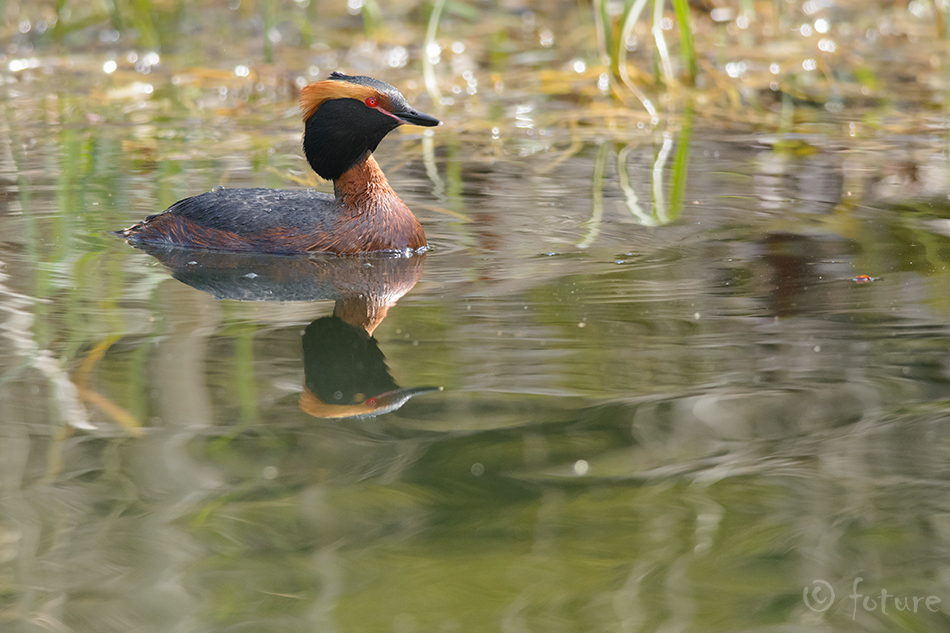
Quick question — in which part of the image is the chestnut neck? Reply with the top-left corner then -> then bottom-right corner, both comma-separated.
333,152 -> 399,214
320,150 -> 426,253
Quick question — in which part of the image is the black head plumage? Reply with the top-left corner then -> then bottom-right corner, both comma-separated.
301,73 -> 439,181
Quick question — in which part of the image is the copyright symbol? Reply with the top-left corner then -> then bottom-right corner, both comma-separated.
803,579 -> 835,612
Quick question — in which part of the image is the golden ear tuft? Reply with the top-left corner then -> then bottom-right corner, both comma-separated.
299,81 -> 387,121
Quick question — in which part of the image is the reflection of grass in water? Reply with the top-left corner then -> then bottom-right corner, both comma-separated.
666,107 -> 691,222
580,107 -> 692,232
577,142 -> 608,249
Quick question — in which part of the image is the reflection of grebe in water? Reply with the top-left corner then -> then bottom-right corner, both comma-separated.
140,246 -> 440,418
299,317 -> 439,418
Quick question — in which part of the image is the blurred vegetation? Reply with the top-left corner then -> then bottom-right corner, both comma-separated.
3,0 -> 949,123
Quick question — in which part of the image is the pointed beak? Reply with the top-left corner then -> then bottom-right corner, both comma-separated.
398,385 -> 443,397
396,108 -> 441,127
358,385 -> 443,418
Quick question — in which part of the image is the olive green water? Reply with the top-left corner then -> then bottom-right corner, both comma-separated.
5,1 -> 950,632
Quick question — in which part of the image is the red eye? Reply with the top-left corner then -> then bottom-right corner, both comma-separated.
365,97 -> 378,107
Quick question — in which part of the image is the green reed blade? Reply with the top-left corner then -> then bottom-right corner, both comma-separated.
618,0 -> 658,121
424,0 -> 447,106
652,0 -> 673,87
671,0 -> 696,84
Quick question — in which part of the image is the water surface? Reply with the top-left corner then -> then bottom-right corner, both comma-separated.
5,26 -> 950,633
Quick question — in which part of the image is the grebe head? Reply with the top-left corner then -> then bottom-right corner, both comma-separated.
300,72 -> 440,181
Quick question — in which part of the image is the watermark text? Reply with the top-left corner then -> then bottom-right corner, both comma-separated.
802,577 -> 941,619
